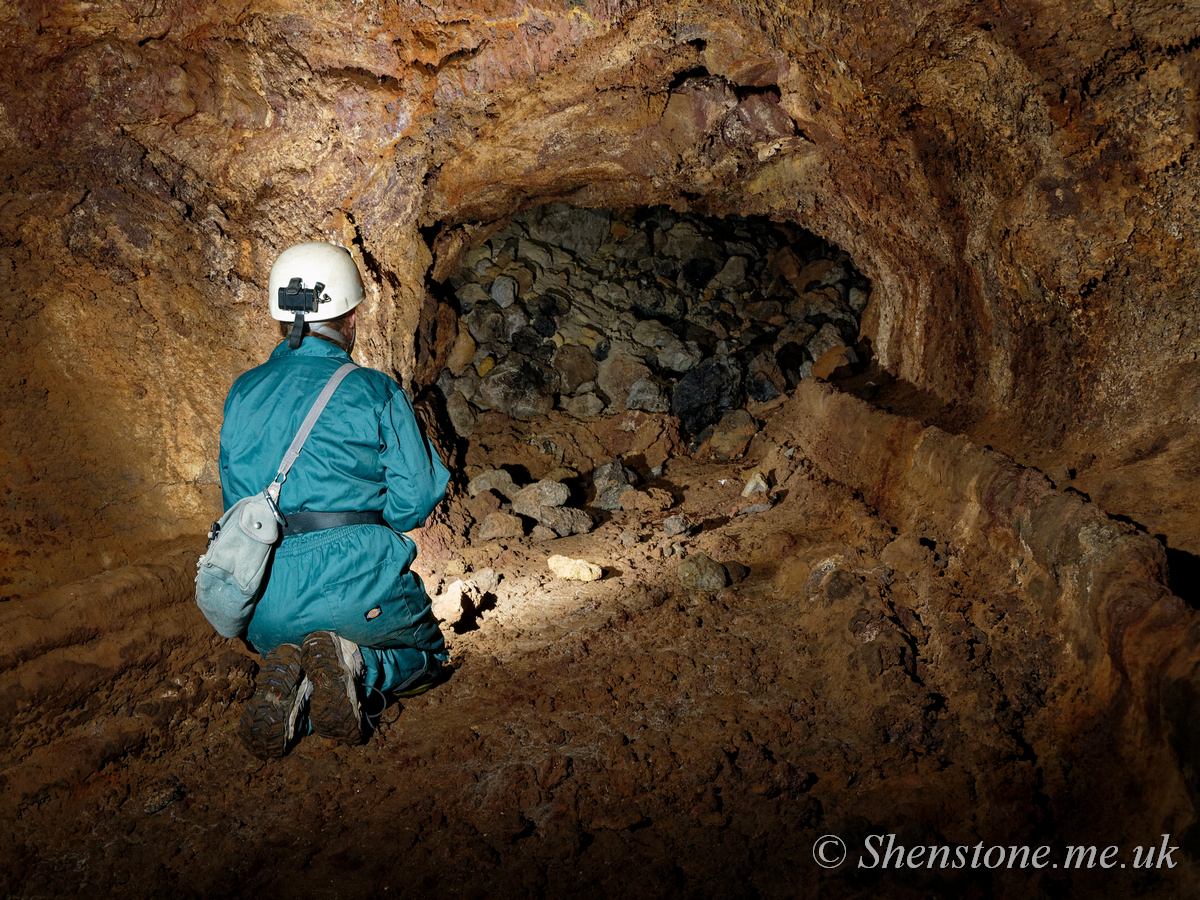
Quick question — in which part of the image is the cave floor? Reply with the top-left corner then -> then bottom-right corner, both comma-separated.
5,406 -> 1192,900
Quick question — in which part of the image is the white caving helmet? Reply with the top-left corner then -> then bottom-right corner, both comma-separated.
268,242 -> 366,348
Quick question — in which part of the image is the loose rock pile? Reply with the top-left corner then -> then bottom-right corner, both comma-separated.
436,203 -> 870,445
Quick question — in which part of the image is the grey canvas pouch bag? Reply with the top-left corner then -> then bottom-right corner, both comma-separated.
195,362 -> 357,638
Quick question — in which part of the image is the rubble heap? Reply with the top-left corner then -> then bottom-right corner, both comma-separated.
436,204 -> 870,445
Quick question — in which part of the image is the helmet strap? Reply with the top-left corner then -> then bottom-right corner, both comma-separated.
286,312 -> 306,349
310,322 -> 354,354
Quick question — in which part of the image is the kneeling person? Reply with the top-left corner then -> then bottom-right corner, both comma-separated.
217,241 -> 451,758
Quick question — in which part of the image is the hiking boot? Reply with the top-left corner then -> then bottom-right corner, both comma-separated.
239,643 -> 310,760
392,652 -> 450,699
302,631 -> 364,745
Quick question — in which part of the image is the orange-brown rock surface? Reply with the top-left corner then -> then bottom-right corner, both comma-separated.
3,0 -> 1200,896
3,0 -> 1198,594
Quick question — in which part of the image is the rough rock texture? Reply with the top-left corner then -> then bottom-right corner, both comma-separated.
3,0 -> 1200,896
2,0 -> 1198,593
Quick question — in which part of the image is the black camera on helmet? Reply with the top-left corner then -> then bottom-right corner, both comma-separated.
278,278 -> 328,313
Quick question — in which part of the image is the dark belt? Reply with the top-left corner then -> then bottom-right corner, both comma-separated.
281,510 -> 386,536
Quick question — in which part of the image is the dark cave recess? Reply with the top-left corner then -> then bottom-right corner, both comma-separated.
431,203 -> 872,444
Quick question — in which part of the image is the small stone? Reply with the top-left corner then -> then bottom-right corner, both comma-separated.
663,514 -> 697,536
468,469 -> 516,499
548,554 -> 603,582
525,203 -> 612,257
807,322 -> 848,363
508,265 -> 535,296
592,459 -> 638,510
626,376 -> 669,413
631,286 -> 687,322
432,579 -> 480,626
621,531 -> 640,547
519,238 -> 554,271
812,344 -> 859,380
707,409 -> 758,459
723,560 -> 750,584
620,487 -> 674,513
597,352 -> 653,409
476,511 -> 525,542
447,324 -> 477,376
787,289 -> 849,327
143,777 -> 185,814
455,282 -> 489,311
671,356 -> 743,435
491,274 -> 519,308
657,341 -> 703,373
540,506 -> 594,537
708,256 -> 748,289
561,393 -> 605,417
733,501 -> 773,516
530,525 -> 558,542
745,353 -> 785,401
720,93 -> 796,147
466,303 -> 506,344
446,391 -> 476,437
677,553 -> 728,592
476,357 -> 558,420
511,480 -> 572,518
465,245 -> 492,269
500,305 -> 528,341
792,258 -> 841,291
848,286 -> 869,313
470,567 -> 500,593
552,344 -> 598,395
742,470 -> 769,496
594,484 -> 634,511
464,489 -> 502,527
631,319 -> 677,350
453,371 -> 482,401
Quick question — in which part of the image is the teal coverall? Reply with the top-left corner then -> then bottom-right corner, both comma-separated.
219,337 -> 451,692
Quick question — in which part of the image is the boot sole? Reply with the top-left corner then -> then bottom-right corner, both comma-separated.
239,643 -> 305,760
302,632 -> 364,745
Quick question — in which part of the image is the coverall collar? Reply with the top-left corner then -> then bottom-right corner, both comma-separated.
268,337 -> 353,362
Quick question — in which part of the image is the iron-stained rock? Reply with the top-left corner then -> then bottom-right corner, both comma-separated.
552,343 -> 598,395
707,408 -> 757,458
476,511 -> 525,542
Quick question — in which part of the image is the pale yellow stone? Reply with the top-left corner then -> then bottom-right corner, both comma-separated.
547,554 -> 603,582
447,324 -> 477,376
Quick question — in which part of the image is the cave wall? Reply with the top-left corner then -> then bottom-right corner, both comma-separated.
2,0 -> 1198,595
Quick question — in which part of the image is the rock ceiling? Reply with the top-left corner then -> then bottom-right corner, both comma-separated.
1,0 -> 1198,599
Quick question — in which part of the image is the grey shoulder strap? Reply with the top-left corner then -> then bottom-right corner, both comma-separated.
268,362 -> 357,496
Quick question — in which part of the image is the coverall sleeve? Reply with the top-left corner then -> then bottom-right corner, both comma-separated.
379,388 -> 451,533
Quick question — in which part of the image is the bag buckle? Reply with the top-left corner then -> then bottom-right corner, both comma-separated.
263,489 -> 286,526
